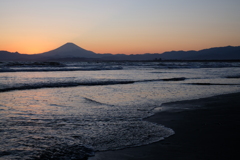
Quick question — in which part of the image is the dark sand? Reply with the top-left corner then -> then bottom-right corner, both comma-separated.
89,92 -> 240,160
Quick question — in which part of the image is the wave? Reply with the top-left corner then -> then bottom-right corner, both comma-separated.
154,62 -> 240,69
0,61 -> 123,72
34,144 -> 94,160
187,83 -> 239,85
4,61 -> 65,67
0,77 -> 187,92
0,80 -> 135,92
0,68 -> 122,72
0,66 -> 123,72
83,97 -> 113,106
225,75 -> 240,78
162,77 -> 186,81
1,61 -> 240,73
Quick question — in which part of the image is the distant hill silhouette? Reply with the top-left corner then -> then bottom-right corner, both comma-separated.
1,43 -> 240,61
0,51 -> 35,61
159,46 -> 240,60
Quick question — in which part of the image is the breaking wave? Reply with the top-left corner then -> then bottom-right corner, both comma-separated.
0,77 -> 187,92
0,61 -> 123,72
187,83 -> 239,85
1,61 -> 240,73
225,75 -> 240,78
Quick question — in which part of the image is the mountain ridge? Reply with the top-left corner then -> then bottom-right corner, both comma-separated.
38,42 -> 97,58
1,43 -> 240,61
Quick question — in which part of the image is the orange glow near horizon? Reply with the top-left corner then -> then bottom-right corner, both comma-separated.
1,42 -> 57,54
1,39 -> 240,55
1,1 -> 240,55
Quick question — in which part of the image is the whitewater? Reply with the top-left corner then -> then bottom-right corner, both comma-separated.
0,61 -> 240,159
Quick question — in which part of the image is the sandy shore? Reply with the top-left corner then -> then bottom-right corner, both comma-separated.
89,92 -> 240,160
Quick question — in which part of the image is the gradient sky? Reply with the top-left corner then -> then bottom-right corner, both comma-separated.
1,0 -> 240,54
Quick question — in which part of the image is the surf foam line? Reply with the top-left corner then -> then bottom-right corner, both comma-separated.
0,77 -> 186,92
83,97 -> 114,106
186,83 -> 240,85
0,81 -> 135,92
0,67 -> 124,72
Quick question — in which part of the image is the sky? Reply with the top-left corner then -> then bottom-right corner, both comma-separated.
0,0 -> 240,55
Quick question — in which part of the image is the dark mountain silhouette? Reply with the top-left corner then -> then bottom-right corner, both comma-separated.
97,46 -> 240,61
0,51 -> 36,61
159,46 -> 240,60
38,42 -> 98,58
0,51 -> 21,61
1,43 -> 240,61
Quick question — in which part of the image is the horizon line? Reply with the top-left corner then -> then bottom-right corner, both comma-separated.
1,43 -> 239,55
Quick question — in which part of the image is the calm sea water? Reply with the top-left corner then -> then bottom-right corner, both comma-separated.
1,61 -> 240,159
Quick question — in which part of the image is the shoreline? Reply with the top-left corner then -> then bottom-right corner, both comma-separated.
89,92 -> 240,160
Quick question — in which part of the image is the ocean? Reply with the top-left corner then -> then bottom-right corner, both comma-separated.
1,61 -> 240,159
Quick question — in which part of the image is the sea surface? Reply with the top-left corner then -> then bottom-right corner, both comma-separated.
1,61 -> 240,159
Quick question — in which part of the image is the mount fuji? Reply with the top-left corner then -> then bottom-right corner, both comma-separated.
38,42 -> 98,58
1,42 -> 240,61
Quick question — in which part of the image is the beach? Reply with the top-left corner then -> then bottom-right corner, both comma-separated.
89,92 -> 240,160
1,61 -> 240,159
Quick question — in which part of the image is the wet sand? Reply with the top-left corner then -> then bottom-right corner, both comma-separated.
89,92 -> 240,160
